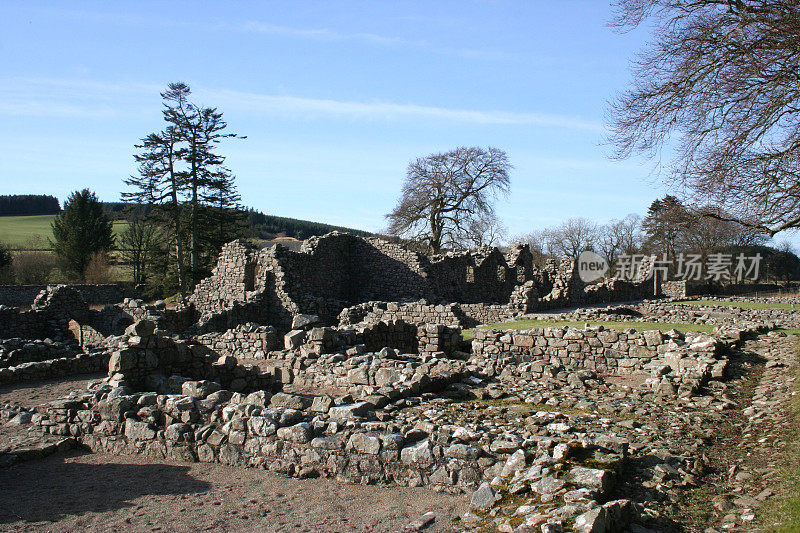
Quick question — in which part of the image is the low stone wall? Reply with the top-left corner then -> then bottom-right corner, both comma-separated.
415,323 -> 462,355
471,326 -> 716,375
196,324 -> 280,359
457,303 -> 512,326
542,300 -> 800,329
337,300 -> 514,329
469,324 -> 762,399
0,338 -> 80,368
661,280 -> 783,298
338,301 -> 463,327
107,322 -> 277,394
0,351 -> 109,385
288,351 -> 465,395
0,307 -> 71,342
282,320 -> 462,359
34,385 -> 489,493
0,283 -> 139,307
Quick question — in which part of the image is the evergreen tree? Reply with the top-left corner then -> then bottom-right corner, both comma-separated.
200,169 -> 247,267
122,82 -> 245,295
123,123 -> 188,294
641,195 -> 688,261
51,189 -> 114,279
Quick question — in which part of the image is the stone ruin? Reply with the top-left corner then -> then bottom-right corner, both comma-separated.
186,232 -> 657,333
2,233 -> 796,531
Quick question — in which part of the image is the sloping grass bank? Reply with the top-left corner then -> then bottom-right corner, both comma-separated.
764,341 -> 800,532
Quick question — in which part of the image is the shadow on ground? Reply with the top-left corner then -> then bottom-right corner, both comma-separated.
0,450 -> 211,525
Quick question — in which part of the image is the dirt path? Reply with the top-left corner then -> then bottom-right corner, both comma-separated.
0,450 -> 467,533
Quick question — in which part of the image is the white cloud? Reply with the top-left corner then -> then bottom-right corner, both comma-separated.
241,21 -> 408,47
0,77 -> 601,132
200,88 -> 602,131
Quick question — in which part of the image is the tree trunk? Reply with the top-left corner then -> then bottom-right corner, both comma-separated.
191,178 -> 198,278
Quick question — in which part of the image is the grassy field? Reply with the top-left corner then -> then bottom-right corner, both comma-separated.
674,299 -> 795,310
462,318 -> 714,340
0,215 -> 127,248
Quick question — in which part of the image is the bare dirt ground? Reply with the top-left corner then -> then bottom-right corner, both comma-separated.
2,373 -> 465,532
0,451 -> 466,533
0,373 -> 106,451
0,373 -> 105,409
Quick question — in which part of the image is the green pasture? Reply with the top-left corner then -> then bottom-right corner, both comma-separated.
0,215 -> 127,248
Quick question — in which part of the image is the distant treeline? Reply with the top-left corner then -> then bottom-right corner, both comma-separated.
101,202 -> 150,220
245,209 -> 372,240
0,195 -> 60,216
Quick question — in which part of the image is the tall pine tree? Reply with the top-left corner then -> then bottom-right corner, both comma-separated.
123,82 -> 245,296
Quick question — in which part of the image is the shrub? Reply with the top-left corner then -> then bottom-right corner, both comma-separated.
13,251 -> 56,284
83,252 -> 113,283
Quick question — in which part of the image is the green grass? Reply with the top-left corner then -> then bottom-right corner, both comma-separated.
462,318 -> 714,340
674,299 -> 794,310
0,215 -> 127,248
0,215 -> 57,247
764,341 -> 800,532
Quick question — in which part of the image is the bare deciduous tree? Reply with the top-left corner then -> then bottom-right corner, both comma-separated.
548,218 -> 598,259
119,213 -> 164,285
512,230 -> 553,265
599,214 -> 643,268
386,146 -> 511,254
464,212 -> 508,249
608,0 -> 800,235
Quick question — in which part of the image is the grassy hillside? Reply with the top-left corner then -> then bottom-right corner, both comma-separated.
0,215 -> 127,248
0,209 -> 369,250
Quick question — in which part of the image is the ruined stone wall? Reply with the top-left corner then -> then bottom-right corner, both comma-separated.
284,321 -> 462,358
37,391 -> 487,493
456,303 -> 513,326
425,247 -> 525,304
0,283 -> 139,307
660,280 -> 782,298
338,301 -> 464,327
190,241 -> 258,319
107,324 -> 277,394
661,280 -> 688,299
0,351 -> 109,385
188,234 -> 533,331
338,301 -> 513,329
196,324 -> 280,359
187,234 -> 656,335
0,307 -> 71,342
287,351 -> 464,395
0,338 -> 80,368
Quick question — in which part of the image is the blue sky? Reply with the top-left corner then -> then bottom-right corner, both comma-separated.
1,1 -> 672,238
